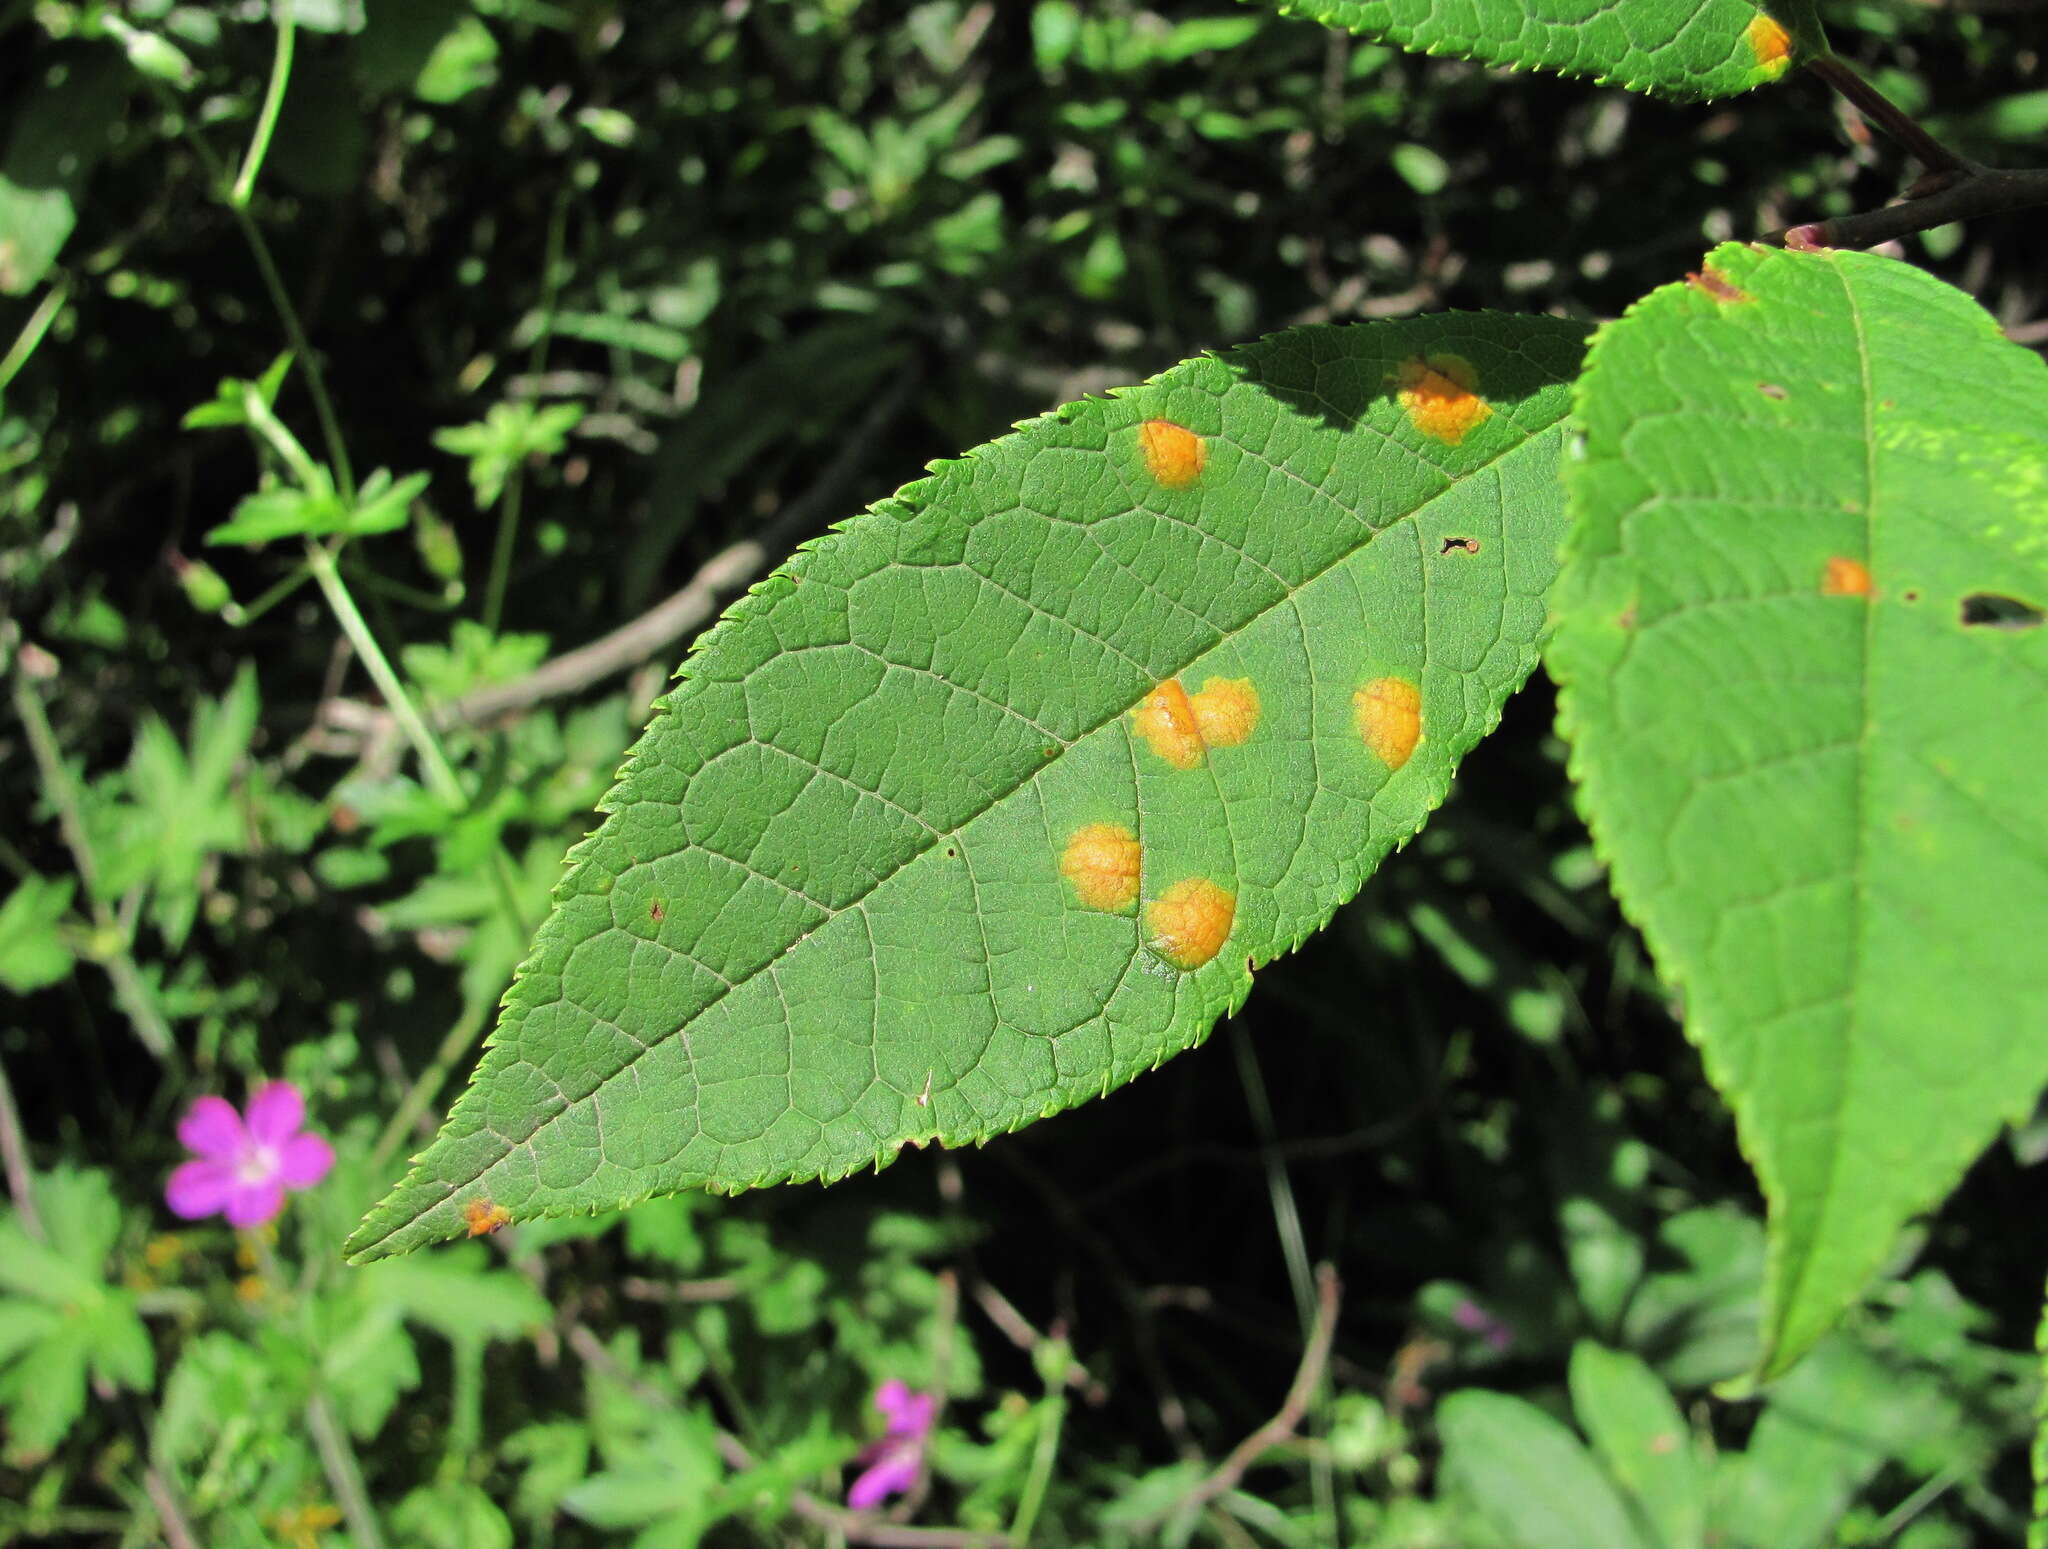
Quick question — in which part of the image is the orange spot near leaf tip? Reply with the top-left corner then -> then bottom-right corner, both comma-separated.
1147,877 -> 1236,971
463,1198 -> 512,1237
1395,355 -> 1490,446
1822,556 -> 1873,597
1061,823 -> 1141,914
1747,13 -> 1792,75
1131,676 -> 1260,768
1686,267 -> 1750,303
1354,677 -> 1422,770
1138,419 -> 1207,490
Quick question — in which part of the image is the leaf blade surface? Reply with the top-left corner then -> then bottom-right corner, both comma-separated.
1550,243 -> 2048,1376
349,315 -> 1589,1261
1252,0 -> 1804,102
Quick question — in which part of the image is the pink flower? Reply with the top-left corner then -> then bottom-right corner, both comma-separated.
847,1379 -> 936,1510
165,1082 -> 334,1228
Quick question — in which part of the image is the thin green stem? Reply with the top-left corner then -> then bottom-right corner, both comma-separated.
482,190 -> 570,633
367,994 -> 491,1175
146,68 -> 358,505
443,1336 -> 484,1478
0,276 -> 69,396
307,1395 -> 387,1549
482,471 -> 523,637
304,544 -> 466,808
1007,1392 -> 1066,1549
9,670 -> 176,1063
243,388 -> 325,493
1228,1024 -> 1336,1547
228,200 -> 353,502
0,1050 -> 42,1240
230,0 -> 297,210
231,562 -> 316,627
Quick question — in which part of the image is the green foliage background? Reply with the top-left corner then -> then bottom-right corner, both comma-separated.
2,0 -> 2044,1544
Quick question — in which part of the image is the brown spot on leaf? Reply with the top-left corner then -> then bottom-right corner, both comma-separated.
1395,355 -> 1491,445
1146,878 -> 1236,971
1061,823 -> 1142,914
1137,419 -> 1207,490
1686,267 -> 1750,303
1758,382 -> 1788,400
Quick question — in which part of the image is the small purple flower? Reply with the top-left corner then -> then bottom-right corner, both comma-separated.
847,1379 -> 937,1510
166,1082 -> 334,1228
1451,1297 -> 1515,1352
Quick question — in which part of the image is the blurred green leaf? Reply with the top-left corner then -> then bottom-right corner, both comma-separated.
1569,1343 -> 1705,1549
0,872 -> 75,993
1438,1389 -> 1648,1549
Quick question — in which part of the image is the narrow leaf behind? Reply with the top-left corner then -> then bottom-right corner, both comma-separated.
1249,0 -> 1809,102
349,315 -> 1588,1261
1551,243 -> 2048,1376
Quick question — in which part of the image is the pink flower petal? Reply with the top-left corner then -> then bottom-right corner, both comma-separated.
244,1081 -> 306,1147
224,1175 -> 285,1229
848,1440 -> 921,1510
277,1132 -> 334,1189
875,1381 -> 935,1436
166,1158 -> 237,1219
177,1096 -> 247,1161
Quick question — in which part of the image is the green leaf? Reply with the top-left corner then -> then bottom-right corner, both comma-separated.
433,401 -> 585,509
1251,0 -> 1810,102
1569,1342 -> 1705,1549
1437,1389 -> 1648,1549
0,873 -> 76,993
1549,244 -> 2048,1378
349,315 -> 1589,1261
0,53 -> 123,295
391,1480 -> 513,1549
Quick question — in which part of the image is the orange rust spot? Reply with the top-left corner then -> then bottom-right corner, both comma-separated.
1147,878 -> 1236,971
1354,677 -> 1423,770
1746,13 -> 1792,76
1395,355 -> 1490,446
1188,676 -> 1260,750
1132,675 -> 1260,767
1686,267 -> 1750,303
1822,556 -> 1873,597
1061,822 -> 1142,914
1137,419 -> 1207,490
1131,678 -> 1206,769
463,1198 -> 512,1237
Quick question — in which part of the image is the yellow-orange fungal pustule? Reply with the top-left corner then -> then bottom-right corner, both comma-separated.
1354,676 -> 1423,771
1188,676 -> 1260,750
1137,419 -> 1208,490
1822,556 -> 1874,597
1061,822 -> 1142,914
1131,678 -> 1207,770
1146,877 -> 1237,971
1746,13 -> 1792,76
1394,355 -> 1491,446
463,1198 -> 513,1237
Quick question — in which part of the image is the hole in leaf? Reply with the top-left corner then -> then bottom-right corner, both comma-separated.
1440,536 -> 1481,554
1959,593 -> 2045,630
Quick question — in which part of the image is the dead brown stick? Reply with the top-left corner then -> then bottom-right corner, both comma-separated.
1127,1262 -> 1343,1534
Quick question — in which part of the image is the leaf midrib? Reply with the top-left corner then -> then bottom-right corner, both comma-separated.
355,388 -> 1569,1254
